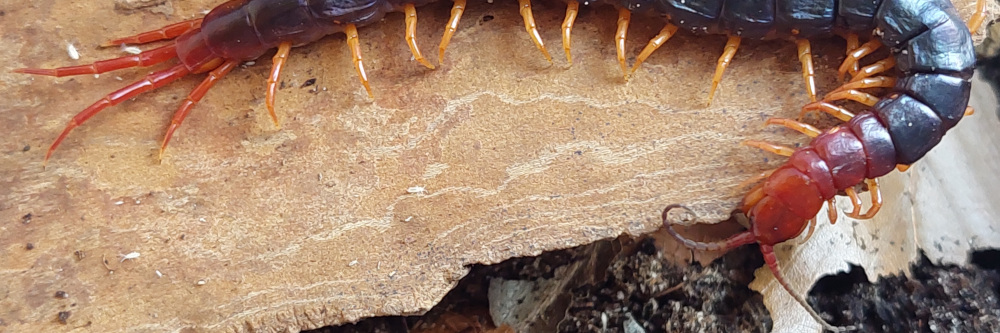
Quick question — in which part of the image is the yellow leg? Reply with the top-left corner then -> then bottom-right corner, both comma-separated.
266,41 -> 291,128
743,140 -> 795,157
630,24 -> 678,75
616,8 -> 631,80
796,39 -> 817,102
404,4 -> 435,69
561,0 -> 579,64
838,39 -> 881,81
517,0 -> 553,62
799,101 -> 856,122
708,36 -> 741,106
438,0 -> 467,64
766,118 -> 821,137
346,24 -> 374,99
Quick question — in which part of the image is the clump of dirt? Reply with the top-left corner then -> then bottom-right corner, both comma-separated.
558,240 -> 770,333
308,238 -> 1000,333
810,252 -> 1000,332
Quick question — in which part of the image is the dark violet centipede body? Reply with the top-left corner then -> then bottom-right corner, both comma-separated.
664,0 -> 983,330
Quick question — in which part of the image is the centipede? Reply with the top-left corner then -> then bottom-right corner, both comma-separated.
12,0 -> 987,330
660,0 -> 986,331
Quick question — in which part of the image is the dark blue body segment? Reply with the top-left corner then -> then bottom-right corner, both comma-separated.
873,94 -> 944,165
836,0 -> 883,33
721,0 -> 776,38
658,0 -> 723,34
775,0 -> 835,38
895,73 -> 972,130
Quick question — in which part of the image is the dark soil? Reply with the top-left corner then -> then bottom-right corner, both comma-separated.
307,239 -> 1000,333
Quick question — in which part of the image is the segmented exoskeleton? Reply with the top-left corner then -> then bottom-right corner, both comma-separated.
662,0 -> 985,330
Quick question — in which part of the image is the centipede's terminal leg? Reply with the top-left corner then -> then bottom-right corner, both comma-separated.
14,43 -> 179,77
44,64 -> 192,165
517,0 -> 552,63
795,39 -> 817,102
102,18 -> 203,46
630,24 -> 677,75
438,0 -> 466,64
266,42 -> 292,128
161,60 -> 239,161
760,245 -> 855,332
615,8 -> 631,80
345,24 -> 374,99
561,0 -> 579,64
404,4 -> 435,69
708,36 -> 740,106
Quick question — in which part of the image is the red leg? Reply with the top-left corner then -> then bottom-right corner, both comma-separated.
160,60 -> 239,160
15,43 -> 178,77
102,18 -> 204,46
760,245 -> 855,332
45,64 -> 191,164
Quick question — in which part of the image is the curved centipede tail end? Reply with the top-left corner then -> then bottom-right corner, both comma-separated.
760,245 -> 857,332
661,204 -> 756,252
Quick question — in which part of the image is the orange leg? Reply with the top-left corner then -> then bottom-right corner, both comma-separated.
826,198 -> 838,225
14,43 -> 178,77
897,164 -> 911,172
160,60 -> 239,160
799,218 -> 817,242
740,182 -> 766,213
708,36 -> 741,106
561,0 -> 579,64
266,42 -> 292,129
517,0 -> 553,63
969,0 -> 986,32
44,64 -> 193,164
850,56 -> 895,83
842,33 -> 860,77
629,24 -> 678,75
798,101 -> 855,122
345,24 -> 374,99
102,18 -> 203,46
404,4 -> 435,69
438,0 -> 467,64
826,76 -> 896,95
838,39 -> 881,81
822,89 -> 881,107
760,245 -> 856,332
844,178 -> 882,219
743,140 -> 795,157
965,106 -> 975,116
766,118 -> 821,137
616,8 -> 631,80
796,39 -> 817,102
736,169 -> 775,193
